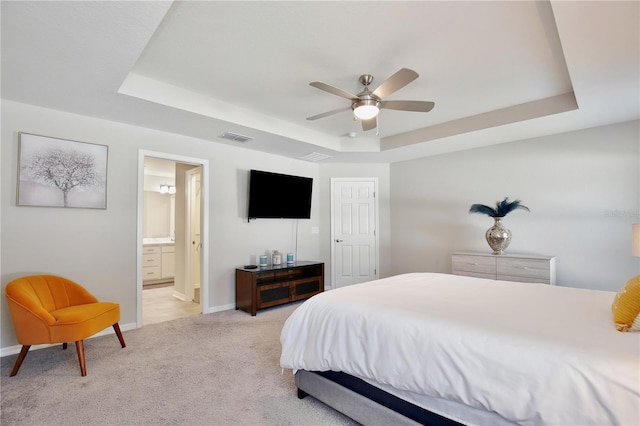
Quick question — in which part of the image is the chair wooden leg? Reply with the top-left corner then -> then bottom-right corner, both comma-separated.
113,323 -> 126,348
75,340 -> 87,377
62,342 -> 68,350
10,345 -> 31,377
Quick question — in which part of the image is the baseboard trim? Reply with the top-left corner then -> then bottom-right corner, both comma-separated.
0,321 -> 137,357
172,290 -> 187,301
203,302 -> 235,314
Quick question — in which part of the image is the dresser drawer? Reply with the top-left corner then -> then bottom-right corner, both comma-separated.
143,246 -> 161,255
452,254 -> 496,275
499,274 -> 551,284
143,266 -> 161,280
161,245 -> 175,253
497,257 -> 550,280
143,253 -> 161,266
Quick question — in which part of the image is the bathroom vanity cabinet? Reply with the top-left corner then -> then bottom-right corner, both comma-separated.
143,242 -> 175,284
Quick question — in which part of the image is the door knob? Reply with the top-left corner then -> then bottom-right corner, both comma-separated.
335,239 -> 343,243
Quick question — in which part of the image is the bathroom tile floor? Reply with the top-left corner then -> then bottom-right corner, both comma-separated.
143,285 -> 201,325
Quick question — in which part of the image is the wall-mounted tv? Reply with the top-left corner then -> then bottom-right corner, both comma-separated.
248,170 -> 313,219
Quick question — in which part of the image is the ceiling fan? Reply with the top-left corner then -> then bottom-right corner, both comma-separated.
306,68 -> 435,132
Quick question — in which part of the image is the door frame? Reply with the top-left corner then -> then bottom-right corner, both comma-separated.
136,150 -> 210,327
330,177 -> 380,289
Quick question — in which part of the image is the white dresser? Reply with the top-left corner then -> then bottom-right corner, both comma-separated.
451,252 -> 556,285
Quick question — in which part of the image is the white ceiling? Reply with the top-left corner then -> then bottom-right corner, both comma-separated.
2,1 -> 638,164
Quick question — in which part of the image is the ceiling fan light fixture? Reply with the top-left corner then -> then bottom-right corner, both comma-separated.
308,68 -> 433,132
352,99 -> 380,120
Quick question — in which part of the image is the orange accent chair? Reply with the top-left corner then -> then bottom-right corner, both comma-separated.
5,275 -> 126,376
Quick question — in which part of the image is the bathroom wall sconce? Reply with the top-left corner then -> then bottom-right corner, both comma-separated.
159,184 -> 176,194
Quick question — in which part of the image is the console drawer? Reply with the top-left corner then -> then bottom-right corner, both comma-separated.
452,254 -> 496,275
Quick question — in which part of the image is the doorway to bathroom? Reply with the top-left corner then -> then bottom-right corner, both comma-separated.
136,151 -> 210,327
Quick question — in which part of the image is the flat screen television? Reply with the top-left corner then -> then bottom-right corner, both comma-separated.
248,170 -> 313,219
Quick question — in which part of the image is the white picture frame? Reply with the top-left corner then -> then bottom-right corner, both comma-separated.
17,132 -> 108,209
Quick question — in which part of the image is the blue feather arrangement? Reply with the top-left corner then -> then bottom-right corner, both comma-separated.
469,197 -> 529,218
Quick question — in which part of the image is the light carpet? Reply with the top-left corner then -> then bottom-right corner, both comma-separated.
1,302 -> 357,426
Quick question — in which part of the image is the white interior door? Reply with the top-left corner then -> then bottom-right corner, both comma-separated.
331,178 -> 378,288
191,171 -> 201,291
185,167 -> 201,302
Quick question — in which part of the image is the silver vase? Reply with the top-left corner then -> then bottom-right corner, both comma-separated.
485,217 -> 511,255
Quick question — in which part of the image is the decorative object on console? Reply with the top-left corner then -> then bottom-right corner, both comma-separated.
469,197 -> 529,255
611,223 -> 640,332
259,255 -> 268,267
272,250 -> 282,265
287,253 -> 295,264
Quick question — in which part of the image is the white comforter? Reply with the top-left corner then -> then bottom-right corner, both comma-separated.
280,273 -> 640,426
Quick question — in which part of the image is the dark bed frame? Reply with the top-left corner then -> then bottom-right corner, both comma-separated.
295,370 -> 462,426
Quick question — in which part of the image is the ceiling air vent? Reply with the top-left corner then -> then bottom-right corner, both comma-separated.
297,152 -> 332,162
220,132 -> 254,143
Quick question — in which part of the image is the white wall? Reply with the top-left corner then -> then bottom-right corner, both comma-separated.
1,100 -> 320,350
3,97 -> 637,352
143,191 -> 172,237
390,120 -> 640,291
318,163 -> 391,288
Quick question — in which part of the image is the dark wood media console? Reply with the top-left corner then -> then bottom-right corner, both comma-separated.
235,261 -> 324,316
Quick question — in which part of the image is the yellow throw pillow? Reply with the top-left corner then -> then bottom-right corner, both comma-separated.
612,275 -> 640,332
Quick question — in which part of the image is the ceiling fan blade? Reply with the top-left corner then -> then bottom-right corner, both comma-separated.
371,68 -> 419,99
361,116 -> 377,131
306,106 -> 351,121
309,82 -> 358,100
380,100 -> 435,112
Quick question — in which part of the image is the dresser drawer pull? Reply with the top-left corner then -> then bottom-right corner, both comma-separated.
466,262 -> 478,265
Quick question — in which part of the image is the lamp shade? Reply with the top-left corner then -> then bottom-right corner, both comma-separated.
633,224 -> 640,257
354,104 -> 379,120
352,99 -> 380,120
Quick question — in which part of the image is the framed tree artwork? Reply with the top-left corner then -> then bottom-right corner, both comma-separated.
17,133 -> 108,209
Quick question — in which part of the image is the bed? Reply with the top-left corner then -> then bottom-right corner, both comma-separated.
280,273 -> 640,425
